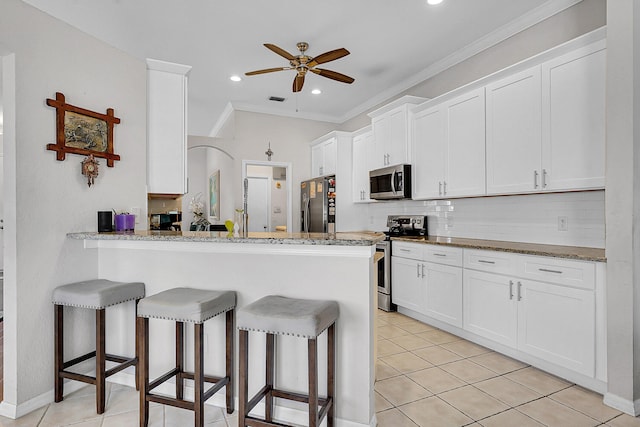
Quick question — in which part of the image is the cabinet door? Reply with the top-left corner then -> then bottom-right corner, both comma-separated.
486,66 -> 542,195
517,279 -> 595,376
372,116 -> 390,168
387,108 -> 409,165
147,68 -> 188,194
411,106 -> 446,199
445,88 -> 486,197
423,263 -> 463,327
391,257 -> 423,312
541,41 -> 606,191
352,132 -> 373,202
311,143 -> 324,177
463,270 -> 518,347
323,138 -> 337,176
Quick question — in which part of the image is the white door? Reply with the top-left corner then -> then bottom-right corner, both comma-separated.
411,106 -> 446,199
247,176 -> 269,232
352,131 -> 373,203
387,108 -> 408,165
391,257 -> 423,313
423,262 -> 463,327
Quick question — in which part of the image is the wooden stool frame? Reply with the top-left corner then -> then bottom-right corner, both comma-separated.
137,309 -> 235,427
54,300 -> 141,414
239,323 -> 335,427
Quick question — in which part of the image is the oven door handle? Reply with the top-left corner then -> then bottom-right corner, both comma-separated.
391,170 -> 397,195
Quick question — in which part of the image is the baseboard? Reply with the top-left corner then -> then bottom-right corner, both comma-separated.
603,392 -> 640,416
0,380 -> 87,419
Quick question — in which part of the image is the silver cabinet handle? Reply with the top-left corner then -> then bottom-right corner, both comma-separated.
433,253 -> 447,257
421,263 -> 425,278
517,281 -> 522,301
478,260 -> 495,264
417,263 -> 421,278
534,170 -> 539,188
539,268 -> 563,274
398,248 -> 411,252
509,280 -> 514,300
443,181 -> 447,195
439,181 -> 442,196
542,169 -> 548,188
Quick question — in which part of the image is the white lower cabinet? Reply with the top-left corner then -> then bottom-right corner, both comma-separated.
391,256 -> 423,313
423,262 -> 463,328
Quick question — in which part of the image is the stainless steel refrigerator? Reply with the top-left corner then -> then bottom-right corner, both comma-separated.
300,175 -> 336,233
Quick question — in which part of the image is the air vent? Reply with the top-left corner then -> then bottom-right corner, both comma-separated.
269,96 -> 286,102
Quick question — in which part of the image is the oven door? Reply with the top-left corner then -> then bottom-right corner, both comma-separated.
376,241 -> 395,311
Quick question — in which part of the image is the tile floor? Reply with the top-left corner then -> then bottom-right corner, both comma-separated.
1,311 -> 640,426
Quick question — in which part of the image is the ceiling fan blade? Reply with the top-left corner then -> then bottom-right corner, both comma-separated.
310,68 -> 355,84
264,43 -> 296,61
245,67 -> 289,76
293,74 -> 305,92
308,48 -> 350,67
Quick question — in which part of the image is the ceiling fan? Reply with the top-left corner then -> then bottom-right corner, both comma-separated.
245,42 -> 355,93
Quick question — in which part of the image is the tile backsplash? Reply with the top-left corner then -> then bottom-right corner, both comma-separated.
367,190 -> 604,248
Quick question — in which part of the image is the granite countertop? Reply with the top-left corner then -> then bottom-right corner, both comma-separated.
392,235 -> 606,262
68,231 -> 385,246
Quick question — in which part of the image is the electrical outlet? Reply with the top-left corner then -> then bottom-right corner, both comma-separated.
558,216 -> 568,231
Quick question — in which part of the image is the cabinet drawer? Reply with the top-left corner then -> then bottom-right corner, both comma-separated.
392,241 -> 423,260
464,249 -> 518,276
423,245 -> 463,267
518,255 -> 595,290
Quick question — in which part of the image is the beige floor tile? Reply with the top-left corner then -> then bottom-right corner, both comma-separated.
480,409 -> 545,427
439,359 -> 498,383
63,419 -> 103,427
550,386 -> 622,422
376,359 -> 402,381
380,352 -> 433,374
399,396 -> 473,427
374,375 -> 432,407
505,366 -> 572,395
417,329 -> 462,345
378,324 -> 412,339
103,386 -> 139,416
407,367 -> 466,394
607,414 -> 640,427
0,406 -> 47,427
378,338 -> 410,356
397,321 -> 437,334
412,346 -> 463,366
375,391 -> 394,412
384,313 -> 418,325
39,394 -> 103,427
376,408 -> 419,427
438,385 -> 509,420
518,397 -> 600,427
474,376 -> 542,407
440,340 -> 491,358
101,406 -> 163,427
389,334 -> 433,351
378,318 -> 389,327
165,404 -> 226,426
468,352 -> 528,374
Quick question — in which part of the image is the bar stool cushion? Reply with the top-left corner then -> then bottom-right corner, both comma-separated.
52,279 -> 145,309
237,295 -> 339,338
138,287 -> 236,323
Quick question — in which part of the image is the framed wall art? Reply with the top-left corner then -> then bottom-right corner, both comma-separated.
46,92 -> 121,166
209,170 -> 220,220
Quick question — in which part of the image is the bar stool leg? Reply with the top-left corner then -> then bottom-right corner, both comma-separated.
308,337 -> 318,427
96,309 -> 106,414
239,329 -> 249,427
327,323 -> 335,427
176,321 -> 184,400
225,310 -> 235,414
54,304 -> 64,403
134,299 -> 140,391
194,323 -> 205,427
138,316 -> 149,427
265,333 -> 275,422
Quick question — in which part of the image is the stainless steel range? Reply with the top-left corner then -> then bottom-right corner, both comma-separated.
377,215 -> 428,311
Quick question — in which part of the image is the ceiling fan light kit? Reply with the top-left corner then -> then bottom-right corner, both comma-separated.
245,42 -> 355,93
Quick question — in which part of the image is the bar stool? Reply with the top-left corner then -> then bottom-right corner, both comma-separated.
52,279 -> 145,414
237,295 -> 339,427
137,287 -> 236,427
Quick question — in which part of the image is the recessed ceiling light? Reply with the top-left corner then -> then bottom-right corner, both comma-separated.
427,0 -> 443,4
311,89 -> 322,95
229,75 -> 242,82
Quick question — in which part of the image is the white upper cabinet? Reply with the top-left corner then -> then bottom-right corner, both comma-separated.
310,136 -> 337,177
369,96 -> 426,169
146,58 -> 191,194
541,40 -> 606,191
412,88 -> 485,199
351,127 -> 373,203
486,65 -> 543,195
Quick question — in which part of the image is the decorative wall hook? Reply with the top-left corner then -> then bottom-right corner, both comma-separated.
81,154 -> 100,187
265,142 -> 274,161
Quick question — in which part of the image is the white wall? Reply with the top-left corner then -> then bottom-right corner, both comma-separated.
0,0 -> 147,413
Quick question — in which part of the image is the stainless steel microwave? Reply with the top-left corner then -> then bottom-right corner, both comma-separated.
369,164 -> 412,200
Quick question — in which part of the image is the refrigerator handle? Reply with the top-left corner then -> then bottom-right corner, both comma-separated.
303,196 -> 311,232
391,170 -> 397,195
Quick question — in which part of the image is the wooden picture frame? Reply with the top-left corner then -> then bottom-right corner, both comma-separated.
46,92 -> 121,167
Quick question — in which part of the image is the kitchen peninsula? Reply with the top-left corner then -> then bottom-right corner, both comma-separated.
67,231 -> 384,427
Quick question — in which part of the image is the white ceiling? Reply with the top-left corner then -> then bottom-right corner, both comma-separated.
21,0 -> 579,136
